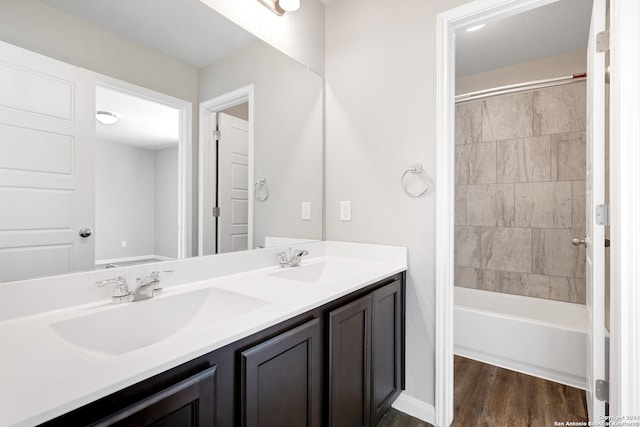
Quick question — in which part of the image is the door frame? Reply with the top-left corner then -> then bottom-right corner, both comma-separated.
433,0 -> 640,425
608,0 -> 640,416
95,74 -> 193,260
198,85 -> 254,255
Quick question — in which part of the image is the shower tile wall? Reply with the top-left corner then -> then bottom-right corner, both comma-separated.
454,82 -> 587,304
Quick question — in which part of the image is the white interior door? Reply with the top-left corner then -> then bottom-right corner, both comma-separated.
585,0 -> 606,421
217,113 -> 248,253
0,41 -> 95,282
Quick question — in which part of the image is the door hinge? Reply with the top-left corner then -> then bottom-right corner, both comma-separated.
214,130 -> 221,141
596,204 -> 609,226
596,379 -> 609,403
596,30 -> 610,53
212,207 -> 220,217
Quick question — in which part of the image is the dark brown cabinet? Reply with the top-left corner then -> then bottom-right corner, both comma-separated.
90,366 -> 216,427
329,279 -> 403,427
241,318 -> 322,427
42,273 -> 404,427
371,280 -> 403,426
329,294 -> 372,427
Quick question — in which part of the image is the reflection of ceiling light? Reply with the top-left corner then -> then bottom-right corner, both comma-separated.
466,24 -> 486,32
257,0 -> 299,15
96,111 -> 118,125
279,0 -> 300,12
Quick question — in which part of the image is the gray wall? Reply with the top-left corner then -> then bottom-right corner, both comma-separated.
199,41 -> 323,248
199,0 -> 325,75
0,0 -> 198,103
95,141 -> 155,261
155,147 -> 179,258
96,141 -> 179,262
325,0 -> 478,407
454,82 -> 587,304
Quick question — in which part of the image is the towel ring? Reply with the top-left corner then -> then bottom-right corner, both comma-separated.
255,178 -> 269,202
401,164 -> 431,198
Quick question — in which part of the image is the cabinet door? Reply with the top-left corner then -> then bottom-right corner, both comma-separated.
241,318 -> 322,427
328,294 -> 372,427
371,280 -> 403,426
90,365 -> 216,427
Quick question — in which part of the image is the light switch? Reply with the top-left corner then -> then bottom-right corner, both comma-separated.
339,201 -> 351,221
301,202 -> 311,220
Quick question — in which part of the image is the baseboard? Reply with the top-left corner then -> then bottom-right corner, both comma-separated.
455,347 -> 586,390
391,393 -> 436,425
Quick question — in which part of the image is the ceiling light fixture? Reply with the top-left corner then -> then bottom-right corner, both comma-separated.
96,110 -> 118,125
466,24 -> 486,32
257,0 -> 299,15
278,0 -> 300,12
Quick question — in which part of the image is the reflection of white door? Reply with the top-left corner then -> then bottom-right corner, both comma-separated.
218,113 -> 248,253
0,41 -> 95,282
585,0 -> 606,421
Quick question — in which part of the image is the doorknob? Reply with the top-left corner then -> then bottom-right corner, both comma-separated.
79,228 -> 93,238
571,237 -> 586,246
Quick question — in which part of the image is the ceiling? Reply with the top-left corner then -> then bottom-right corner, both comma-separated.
40,0 -> 259,147
96,86 -> 179,150
41,0 -> 258,69
456,0 -> 594,77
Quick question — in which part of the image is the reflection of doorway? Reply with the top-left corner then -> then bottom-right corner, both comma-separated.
95,79 -> 192,268
217,110 -> 249,253
199,85 -> 254,255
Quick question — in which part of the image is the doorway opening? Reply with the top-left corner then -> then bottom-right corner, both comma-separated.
94,77 -> 192,268
198,85 -> 254,255
436,0 -> 606,425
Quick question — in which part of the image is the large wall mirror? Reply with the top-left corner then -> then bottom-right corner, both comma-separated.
0,0 -> 323,283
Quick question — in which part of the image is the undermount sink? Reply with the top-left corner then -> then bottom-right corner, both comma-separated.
269,260 -> 374,285
50,287 -> 269,356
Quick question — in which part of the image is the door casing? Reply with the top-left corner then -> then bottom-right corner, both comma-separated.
435,1 -> 609,425
198,85 -> 255,255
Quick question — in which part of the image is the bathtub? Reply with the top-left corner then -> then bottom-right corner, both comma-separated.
454,287 -> 587,389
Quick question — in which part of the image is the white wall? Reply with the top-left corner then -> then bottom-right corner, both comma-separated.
199,41 -> 323,248
155,147 -> 179,258
96,142 -> 179,262
198,0 -> 325,75
456,50 -> 587,95
325,0 -> 472,408
0,0 -> 198,103
95,141 -> 156,262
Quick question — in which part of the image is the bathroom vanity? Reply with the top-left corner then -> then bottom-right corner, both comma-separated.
0,242 -> 407,427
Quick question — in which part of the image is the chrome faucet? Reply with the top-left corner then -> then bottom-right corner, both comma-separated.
275,248 -> 309,268
96,276 -> 132,304
133,270 -> 174,302
96,270 -> 174,304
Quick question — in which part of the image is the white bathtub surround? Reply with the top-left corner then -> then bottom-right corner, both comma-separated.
0,241 -> 406,427
454,287 -> 587,389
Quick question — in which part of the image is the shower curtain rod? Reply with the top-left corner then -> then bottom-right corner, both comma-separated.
455,73 -> 587,103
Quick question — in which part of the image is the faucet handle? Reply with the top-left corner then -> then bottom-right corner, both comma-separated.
275,251 -> 289,267
147,269 -> 175,294
96,277 -> 131,303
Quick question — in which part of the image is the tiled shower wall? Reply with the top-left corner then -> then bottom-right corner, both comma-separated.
454,82 -> 587,304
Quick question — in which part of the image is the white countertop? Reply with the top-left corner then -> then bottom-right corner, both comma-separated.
0,241 -> 406,427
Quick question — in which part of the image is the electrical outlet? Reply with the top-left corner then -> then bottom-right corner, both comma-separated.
121,241 -> 127,248
339,201 -> 351,221
301,202 -> 311,220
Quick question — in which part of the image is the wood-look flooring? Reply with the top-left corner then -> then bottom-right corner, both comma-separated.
377,356 -> 588,427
